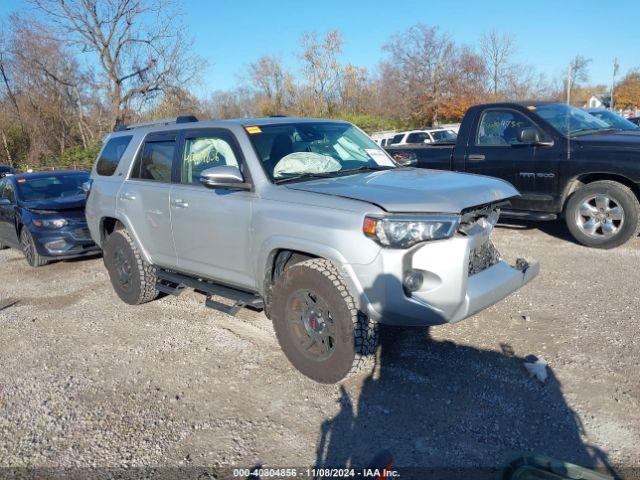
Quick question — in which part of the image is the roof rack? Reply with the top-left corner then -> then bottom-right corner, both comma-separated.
114,115 -> 199,132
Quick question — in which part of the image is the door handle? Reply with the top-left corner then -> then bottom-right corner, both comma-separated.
467,154 -> 485,161
119,192 -> 136,201
171,198 -> 189,208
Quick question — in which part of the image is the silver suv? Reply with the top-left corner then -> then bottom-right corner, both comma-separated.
86,116 -> 538,383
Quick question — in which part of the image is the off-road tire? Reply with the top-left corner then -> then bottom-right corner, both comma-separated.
103,229 -> 159,305
20,228 -> 48,267
565,180 -> 640,249
271,258 -> 378,383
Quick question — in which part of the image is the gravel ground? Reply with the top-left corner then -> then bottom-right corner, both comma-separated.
0,223 -> 638,478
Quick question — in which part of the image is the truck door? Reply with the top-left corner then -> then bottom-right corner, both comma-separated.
464,108 -> 538,211
169,128 -> 255,290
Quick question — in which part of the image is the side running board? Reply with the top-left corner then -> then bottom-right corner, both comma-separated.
501,210 -> 558,221
156,269 -> 264,316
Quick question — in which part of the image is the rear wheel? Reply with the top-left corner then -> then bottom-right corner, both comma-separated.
103,229 -> 159,304
20,228 -> 48,267
565,180 -> 640,249
271,258 -> 378,383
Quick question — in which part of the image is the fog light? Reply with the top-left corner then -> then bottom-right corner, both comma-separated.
44,239 -> 69,252
403,271 -> 424,292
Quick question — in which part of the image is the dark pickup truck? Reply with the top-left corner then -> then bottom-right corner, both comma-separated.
386,102 -> 640,249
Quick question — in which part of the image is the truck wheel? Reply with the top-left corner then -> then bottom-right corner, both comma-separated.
20,228 -> 48,267
565,180 -> 640,249
103,229 -> 159,305
271,258 -> 378,383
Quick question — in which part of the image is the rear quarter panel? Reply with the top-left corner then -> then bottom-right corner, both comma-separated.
86,131 -> 145,247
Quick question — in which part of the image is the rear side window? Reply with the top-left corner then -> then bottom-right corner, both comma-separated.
406,132 -> 430,143
96,136 -> 132,176
130,141 -> 176,182
390,134 -> 404,144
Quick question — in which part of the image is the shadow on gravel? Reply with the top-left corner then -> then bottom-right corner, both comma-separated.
314,326 -> 619,478
497,219 -> 580,245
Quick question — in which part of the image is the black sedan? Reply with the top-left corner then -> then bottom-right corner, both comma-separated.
0,171 -> 100,267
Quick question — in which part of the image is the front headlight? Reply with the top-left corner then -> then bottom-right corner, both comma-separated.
363,214 -> 460,248
33,218 -> 68,229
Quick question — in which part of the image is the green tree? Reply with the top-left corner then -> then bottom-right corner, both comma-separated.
615,71 -> 640,110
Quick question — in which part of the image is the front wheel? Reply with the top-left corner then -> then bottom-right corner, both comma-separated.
20,228 -> 48,267
565,181 -> 640,249
271,258 -> 378,384
103,229 -> 159,305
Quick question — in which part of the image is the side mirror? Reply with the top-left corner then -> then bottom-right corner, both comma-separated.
517,127 -> 540,144
0,198 -> 10,206
423,138 -> 433,144
517,127 -> 554,147
82,180 -> 92,194
200,166 -> 248,190
389,151 -> 417,166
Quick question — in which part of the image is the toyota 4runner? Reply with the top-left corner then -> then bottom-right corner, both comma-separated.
86,116 -> 539,383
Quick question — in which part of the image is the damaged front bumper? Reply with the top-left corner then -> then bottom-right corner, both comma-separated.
447,257 -> 538,323
345,230 -> 539,327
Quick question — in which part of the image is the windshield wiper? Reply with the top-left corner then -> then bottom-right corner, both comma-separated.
274,165 -> 393,184
567,128 -> 606,136
337,165 -> 395,175
273,172 -> 337,185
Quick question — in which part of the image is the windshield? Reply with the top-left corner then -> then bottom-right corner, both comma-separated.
588,110 -> 640,130
248,122 -> 396,182
533,103 -> 610,136
16,173 -> 88,201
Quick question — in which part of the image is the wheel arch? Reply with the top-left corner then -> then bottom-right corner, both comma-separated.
99,216 -> 153,264
99,216 -> 125,244
258,238 -> 363,317
562,173 -> 640,209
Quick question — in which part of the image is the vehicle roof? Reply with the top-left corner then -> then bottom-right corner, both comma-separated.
8,170 -> 88,181
471,101 -> 565,109
110,116 -> 350,137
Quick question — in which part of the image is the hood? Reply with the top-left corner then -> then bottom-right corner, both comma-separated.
285,168 -> 519,213
576,130 -> 640,149
22,194 -> 87,212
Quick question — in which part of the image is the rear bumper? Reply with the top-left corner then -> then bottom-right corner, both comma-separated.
346,232 -> 538,326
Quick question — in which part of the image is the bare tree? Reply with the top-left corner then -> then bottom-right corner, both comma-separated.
29,0 -> 201,128
383,24 -> 456,125
203,88 -> 257,120
246,56 -> 294,116
479,30 -> 516,98
338,63 -> 369,115
299,30 -> 343,116
566,55 -> 591,104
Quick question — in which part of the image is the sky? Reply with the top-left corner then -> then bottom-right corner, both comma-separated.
1,0 -> 639,97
